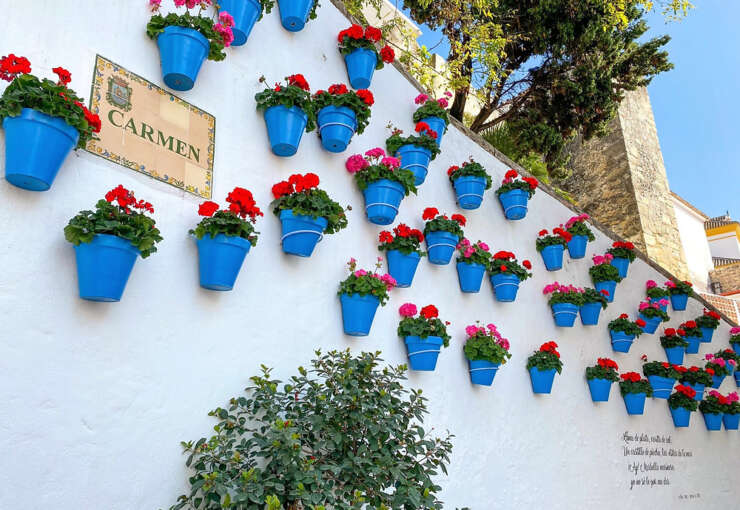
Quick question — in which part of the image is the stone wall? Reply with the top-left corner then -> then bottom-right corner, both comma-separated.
710,262 -> 740,296
558,88 -> 689,280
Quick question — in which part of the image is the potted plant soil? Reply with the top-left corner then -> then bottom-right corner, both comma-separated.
619,372 -> 653,415
579,288 -> 609,326
542,283 -> 583,327
665,279 -> 693,311
695,308 -> 722,344
386,123 -> 441,186
668,385 -> 698,428
337,258 -> 396,336
147,1 -> 235,90
488,251 -> 532,302
607,240 -> 636,278
607,314 -> 645,353
271,173 -> 347,257
679,366 -> 712,401
346,148 -> 416,225
564,214 -> 595,259
455,239 -> 492,293
495,169 -> 538,220
0,54 -> 100,191
422,208 -> 465,265
464,322 -> 512,386
255,74 -> 315,156
413,92 -> 451,146
447,159 -> 492,210
585,358 -> 619,402
589,253 -> 622,303
63,185 -> 162,301
642,359 -> 680,399
398,303 -> 451,371
536,228 -> 571,271
276,0 -> 319,32
660,327 -> 689,365
337,24 -> 395,89
190,187 -> 262,291
526,341 -> 563,394
637,300 -> 670,334
312,84 -> 373,153
378,223 -> 425,288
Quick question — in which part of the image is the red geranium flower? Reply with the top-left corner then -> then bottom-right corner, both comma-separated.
538,229 -> 548,236
364,25 -> 382,42
328,83 -> 348,95
422,207 -> 439,221
636,318 -> 647,327
0,53 -> 31,81
522,260 -> 532,270
415,121 -> 431,134
420,305 -> 438,319
356,89 -> 374,106
287,74 -> 310,91
451,214 -> 466,226
52,66 -> 71,86
505,169 -> 518,179
198,201 -> 219,217
677,328 -> 686,337
447,165 -> 459,176
379,231 -> 393,244
665,328 -> 676,337
347,24 -> 364,39
706,368 -> 715,375
600,289 -> 610,296
380,45 -> 395,64
522,176 -> 538,189
395,223 -> 411,237
500,265 -> 508,272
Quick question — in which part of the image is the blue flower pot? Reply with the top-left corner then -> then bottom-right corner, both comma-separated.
317,105 -> 356,153
703,412 -> 723,431
670,293 -> 689,311
664,346 -> 686,366
567,235 -> 588,259
723,413 -> 740,430
277,0 -> 313,31
681,381 -> 705,401
594,280 -> 617,303
3,108 -> 79,191
711,374 -> 726,389
195,233 -> 252,291
453,176 -> 486,210
497,189 -> 529,220
405,336 -> 444,371
156,26 -> 210,91
670,406 -> 691,428
396,144 -> 432,186
456,262 -> 485,293
362,179 -> 404,225
263,105 -> 308,157
685,335 -> 701,354
623,392 -> 647,415
735,371 -> 740,386
587,378 -> 613,402
649,297 -> 668,313
419,116 -> 446,147
551,302 -> 579,327
700,327 -> 714,344
540,244 -> 564,271
579,302 -> 602,326
611,257 -> 630,279
610,330 -> 635,353
425,231 -> 459,265
73,234 -> 139,302
344,47 -> 376,89
386,250 -> 420,288
639,313 -> 662,335
468,359 -> 500,386
648,375 -> 676,399
339,293 -> 380,336
732,343 -> 740,356
490,273 -> 520,302
219,0 -> 261,46
529,367 -> 557,394
279,209 -> 327,257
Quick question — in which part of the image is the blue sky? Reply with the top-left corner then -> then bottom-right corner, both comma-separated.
404,2 -> 739,220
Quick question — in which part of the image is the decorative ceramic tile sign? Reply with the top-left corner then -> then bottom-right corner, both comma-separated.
85,55 -> 215,198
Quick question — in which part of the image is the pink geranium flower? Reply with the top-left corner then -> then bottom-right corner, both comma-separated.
414,93 -> 429,105
399,303 -> 417,317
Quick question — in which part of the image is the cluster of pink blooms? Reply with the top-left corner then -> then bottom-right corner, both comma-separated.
353,268 -> 397,290
646,280 -> 657,289
457,238 -> 490,258
214,11 -> 236,47
705,354 -> 736,368
592,253 -> 614,266
565,213 -> 590,229
731,327 -> 740,335
399,303 -> 417,317
708,390 -> 739,403
639,299 -> 668,310
174,0 -> 211,8
414,91 -> 451,108
346,148 -> 400,174
542,282 -> 584,295
465,323 -> 510,351
665,280 -> 676,289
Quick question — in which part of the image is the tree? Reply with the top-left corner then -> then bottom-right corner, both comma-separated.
400,0 -> 684,175
170,350 -> 454,510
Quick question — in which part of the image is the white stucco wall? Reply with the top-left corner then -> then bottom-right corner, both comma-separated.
708,232 -> 740,260
672,196 -> 714,292
0,2 -> 738,509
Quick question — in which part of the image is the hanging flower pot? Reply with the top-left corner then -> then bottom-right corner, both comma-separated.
696,309 -> 722,343
645,280 -> 669,310
271,173 -> 347,257
586,358 -> 619,402
447,160 -> 492,210
623,392 -> 648,415
637,300 -> 669,334
277,0 -> 318,32
678,319 -> 702,354
670,406 -> 692,428
661,328 -> 688,365
536,228 -> 570,271
338,24 -> 395,89
455,240 -> 492,293
0,56 -> 100,191
527,342 -> 562,394
643,360 -> 679,399
607,240 -> 636,278
464,322 -> 511,386
619,372 -> 652,415
668,385 -> 698,427
685,335 -> 701,354
733,329 -> 740,355
665,279 -> 693,311
551,303 -> 578,327
64,185 -> 162,301
378,224 -> 425,288
338,258 -> 396,336
564,214 -> 594,259
648,376 -> 677,399
707,352 -> 736,388
723,412 -> 740,430
543,283 -> 582,327
495,169 -> 538,220
579,289 -> 608,325
255,74 -> 315,156
347,149 -> 416,225
314,85 -> 373,153
680,366 -> 712,401
590,254 -> 622,303
422,208 -> 465,265
191,188 -> 262,291
649,297 -> 669,313
610,331 -> 634,353
489,251 -> 532,302
608,315 -> 645,353
699,392 -> 726,431
398,303 -> 450,371
682,382 -> 705,401
218,0 -> 264,46
386,122 -> 441,186
413,92 -> 451,146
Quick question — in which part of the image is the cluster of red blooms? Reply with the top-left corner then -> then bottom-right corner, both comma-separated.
337,24 -> 394,64
682,320 -> 697,330
52,66 -> 71,86
617,313 -> 646,327
538,227 -> 573,243
446,165 -> 459,176
492,251 -> 532,269
0,53 -> 31,81
655,361 -> 688,375
704,309 -> 721,320
379,223 -> 424,244
198,187 -> 263,221
415,121 -> 437,139
597,358 -> 619,371
539,341 -> 560,358
612,240 -> 635,250
271,173 -> 320,199
315,85 -> 374,106
280,74 -> 309,92
105,185 -> 154,214
664,328 -> 687,337
675,384 -> 697,399
420,304 -> 438,319
620,372 -> 642,382
421,207 -> 466,225
504,169 -> 538,190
